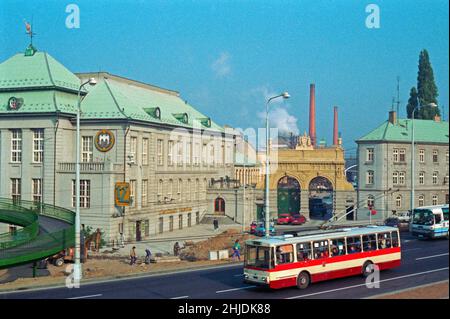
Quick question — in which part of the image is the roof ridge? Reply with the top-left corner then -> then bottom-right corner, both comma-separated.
103,79 -> 129,118
43,52 -> 56,87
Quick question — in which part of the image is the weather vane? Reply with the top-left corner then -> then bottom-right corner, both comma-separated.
24,18 -> 36,46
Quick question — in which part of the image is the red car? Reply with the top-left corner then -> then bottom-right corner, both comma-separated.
277,213 -> 293,225
291,214 -> 307,225
249,221 -> 258,234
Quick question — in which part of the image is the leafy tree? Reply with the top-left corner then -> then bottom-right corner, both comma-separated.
406,87 -> 419,119
417,50 -> 439,119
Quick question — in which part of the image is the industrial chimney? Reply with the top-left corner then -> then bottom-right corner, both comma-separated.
309,84 -> 316,146
333,106 -> 338,146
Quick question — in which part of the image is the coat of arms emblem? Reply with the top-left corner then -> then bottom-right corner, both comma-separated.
95,129 -> 115,152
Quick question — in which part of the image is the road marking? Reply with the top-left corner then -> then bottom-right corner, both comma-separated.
402,248 -> 422,252
416,253 -> 449,261
286,267 -> 449,299
216,286 -> 256,293
171,295 -> 189,299
67,294 -> 102,299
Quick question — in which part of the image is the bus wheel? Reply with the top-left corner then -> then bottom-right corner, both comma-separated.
297,272 -> 310,289
362,261 -> 374,278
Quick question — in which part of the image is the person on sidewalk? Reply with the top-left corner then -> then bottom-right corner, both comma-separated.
232,239 -> 241,262
213,218 -> 219,231
144,248 -> 152,264
130,246 -> 137,265
173,242 -> 181,256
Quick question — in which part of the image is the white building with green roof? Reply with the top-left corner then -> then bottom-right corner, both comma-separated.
356,111 -> 449,220
0,46 -> 238,243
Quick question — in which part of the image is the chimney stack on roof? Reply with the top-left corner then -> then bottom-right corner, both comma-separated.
309,84 -> 316,146
388,110 -> 397,125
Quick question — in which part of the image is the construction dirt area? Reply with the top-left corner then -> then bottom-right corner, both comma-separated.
0,229 -> 255,291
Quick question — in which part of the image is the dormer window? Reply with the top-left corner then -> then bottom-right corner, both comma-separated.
144,107 -> 161,119
199,117 -> 211,128
173,112 -> 189,124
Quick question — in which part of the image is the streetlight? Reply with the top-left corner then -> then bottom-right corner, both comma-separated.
73,77 -> 97,283
265,92 -> 290,237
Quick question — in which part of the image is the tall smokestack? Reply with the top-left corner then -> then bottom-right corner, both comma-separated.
333,106 -> 338,146
309,84 -> 316,146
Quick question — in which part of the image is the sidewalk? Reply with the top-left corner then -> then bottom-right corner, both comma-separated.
102,223 -> 242,257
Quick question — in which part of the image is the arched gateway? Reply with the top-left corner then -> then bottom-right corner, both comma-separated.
277,176 -> 301,216
309,176 -> 334,220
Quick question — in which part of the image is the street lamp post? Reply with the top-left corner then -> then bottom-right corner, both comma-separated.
73,78 -> 97,283
410,107 -> 418,214
265,92 -> 290,237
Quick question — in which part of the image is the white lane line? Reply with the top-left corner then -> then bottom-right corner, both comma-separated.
286,267 -> 449,299
171,295 -> 189,299
216,286 -> 257,293
416,253 -> 449,261
67,294 -> 102,299
402,248 -> 422,252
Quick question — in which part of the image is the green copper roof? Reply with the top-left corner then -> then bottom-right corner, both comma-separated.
0,50 -> 82,93
357,119 -> 449,144
81,79 -> 224,132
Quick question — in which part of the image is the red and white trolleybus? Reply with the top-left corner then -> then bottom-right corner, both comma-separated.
243,226 -> 401,289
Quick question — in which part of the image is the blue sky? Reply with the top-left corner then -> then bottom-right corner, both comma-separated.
1,0 -> 448,153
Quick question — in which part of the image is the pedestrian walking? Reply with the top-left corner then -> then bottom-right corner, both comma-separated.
130,246 -> 137,265
232,239 -> 241,262
144,248 -> 152,264
173,242 -> 181,256
213,218 -> 219,231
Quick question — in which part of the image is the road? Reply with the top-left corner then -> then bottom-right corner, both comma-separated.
0,233 -> 448,299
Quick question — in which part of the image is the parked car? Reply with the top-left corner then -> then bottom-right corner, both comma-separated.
291,214 -> 307,225
255,222 -> 276,237
249,221 -> 258,234
277,213 -> 293,225
384,217 -> 409,232
395,210 -> 411,222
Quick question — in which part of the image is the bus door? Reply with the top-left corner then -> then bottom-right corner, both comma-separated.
312,240 -> 330,280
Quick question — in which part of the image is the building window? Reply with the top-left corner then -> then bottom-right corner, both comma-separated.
82,136 -> 93,162
418,195 -> 425,207
214,197 -> 226,213
433,150 -> 438,163
142,180 -> 148,207
130,136 -> 137,163
446,150 -> 449,163
187,179 -> 191,201
393,149 -> 398,162
193,142 -> 200,166
130,180 -> 136,207
209,144 -> 215,166
367,195 -> 374,208
176,140 -> 183,166
11,129 -> 22,163
178,179 -> 182,201
169,216 -> 174,232
366,148 -> 374,162
196,212 -> 200,225
432,171 -> 438,185
203,178 -> 208,200
399,172 -> 405,185
157,179 -> 163,202
432,195 -> 438,206
226,144 -> 232,165
33,129 -> 44,163
366,171 -> 374,185
202,143 -> 207,165
419,172 -> 425,185
186,142 -> 191,165
179,214 -> 183,230
168,179 -> 173,201
221,143 -> 225,165
11,178 -> 21,203
399,149 -> 406,162
392,172 -> 398,185
395,195 -> 402,208
72,180 -> 90,208
419,149 -> 425,163
158,217 -> 164,234
195,179 -> 199,201
32,178 -> 42,203
157,139 -> 164,166
142,138 -> 148,165
188,213 -> 192,227
445,175 -> 449,185
168,140 -> 174,166
143,220 -> 150,237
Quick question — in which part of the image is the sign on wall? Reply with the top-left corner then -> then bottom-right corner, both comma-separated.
95,129 -> 115,152
115,182 -> 130,207
7,97 -> 24,110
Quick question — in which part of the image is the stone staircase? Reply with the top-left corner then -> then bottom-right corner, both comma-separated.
200,214 -> 239,225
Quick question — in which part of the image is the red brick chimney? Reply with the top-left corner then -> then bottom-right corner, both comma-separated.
309,84 -> 316,146
333,106 -> 338,146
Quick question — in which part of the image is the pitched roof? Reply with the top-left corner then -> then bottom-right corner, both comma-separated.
0,49 -> 82,93
81,78 -> 224,132
356,119 -> 449,144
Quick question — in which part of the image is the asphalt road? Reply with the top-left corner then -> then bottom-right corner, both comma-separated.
0,233 -> 448,299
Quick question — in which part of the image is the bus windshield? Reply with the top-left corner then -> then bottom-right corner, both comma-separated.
245,245 -> 273,269
412,209 -> 435,225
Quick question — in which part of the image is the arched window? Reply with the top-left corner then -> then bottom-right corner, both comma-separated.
367,195 -> 375,208
395,195 -> 402,208
418,195 -> 425,207
195,179 -> 199,201
214,197 -> 225,214
168,179 -> 173,200
158,179 -> 163,202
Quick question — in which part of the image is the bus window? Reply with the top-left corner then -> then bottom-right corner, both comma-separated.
330,238 -> 345,256
443,208 -> 449,221
245,245 -> 273,269
346,236 -> 362,253
435,214 -> 442,224
391,231 -> 400,247
276,244 -> 294,265
378,233 -> 392,249
313,240 -> 330,259
413,209 -> 434,225
362,234 -> 377,251
296,242 -> 312,261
